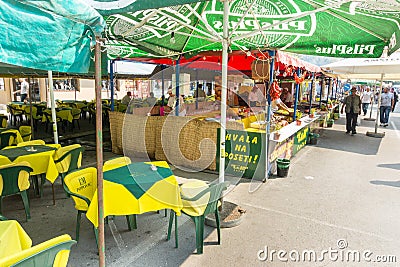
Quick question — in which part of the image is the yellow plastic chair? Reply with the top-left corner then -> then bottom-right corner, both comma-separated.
63,167 -> 97,242
17,140 -> 46,147
0,234 -> 76,267
103,156 -> 131,171
23,106 -> 42,131
0,162 -> 33,221
54,144 -> 83,181
167,181 -> 229,254
64,167 -> 136,243
18,126 -> 32,142
71,108 -> 81,130
0,115 -> 7,128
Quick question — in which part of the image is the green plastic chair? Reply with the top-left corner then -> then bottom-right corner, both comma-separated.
0,132 -> 17,149
23,106 -> 42,131
49,144 -> 84,204
7,105 -> 23,126
63,168 -> 136,243
0,162 -> 33,221
0,234 -> 76,267
0,214 -> 7,221
19,126 -> 32,141
71,108 -> 81,130
167,181 -> 229,254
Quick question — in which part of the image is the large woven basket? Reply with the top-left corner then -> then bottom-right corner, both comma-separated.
109,111 -> 124,154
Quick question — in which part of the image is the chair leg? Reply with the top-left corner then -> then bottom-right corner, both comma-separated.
76,210 -> 83,242
167,209 -> 174,241
215,210 -> 221,245
20,191 -> 30,221
32,175 -> 40,197
39,174 -> 46,198
52,183 -> 55,205
125,215 -> 137,231
174,212 -> 178,248
194,216 -> 205,254
94,226 -> 99,247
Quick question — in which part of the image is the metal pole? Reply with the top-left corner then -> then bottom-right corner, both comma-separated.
265,50 -> 275,181
28,78 -> 34,139
374,74 -> 384,133
368,81 -> 377,119
95,36 -> 105,267
308,72 -> 315,114
319,78 -> 324,108
110,60 -> 115,111
292,69 -> 300,121
48,71 -> 58,144
161,65 -> 165,108
219,0 -> 229,184
195,70 -> 199,110
175,58 -> 180,116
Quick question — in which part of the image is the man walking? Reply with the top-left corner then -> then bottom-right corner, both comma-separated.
379,87 -> 394,127
361,87 -> 373,116
341,87 -> 361,135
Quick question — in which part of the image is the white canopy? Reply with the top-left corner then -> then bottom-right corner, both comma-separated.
322,55 -> 400,80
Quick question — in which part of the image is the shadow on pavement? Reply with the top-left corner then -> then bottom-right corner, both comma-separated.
377,163 -> 400,171
315,128 -> 382,155
370,180 -> 400,188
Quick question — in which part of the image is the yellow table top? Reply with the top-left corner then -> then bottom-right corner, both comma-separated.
86,161 -> 183,227
0,145 -> 59,183
0,220 -> 32,258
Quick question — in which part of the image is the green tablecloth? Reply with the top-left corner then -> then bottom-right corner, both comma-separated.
104,162 -> 173,199
0,145 -> 56,161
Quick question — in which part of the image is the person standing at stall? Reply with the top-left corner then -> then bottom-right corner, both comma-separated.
341,87 -> 361,135
379,87 -> 394,127
280,87 -> 294,108
361,86 -> 373,116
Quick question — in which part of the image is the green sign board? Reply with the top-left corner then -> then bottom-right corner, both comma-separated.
292,127 -> 309,156
217,129 -> 266,180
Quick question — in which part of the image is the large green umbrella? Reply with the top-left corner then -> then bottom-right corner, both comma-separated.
99,0 -> 400,59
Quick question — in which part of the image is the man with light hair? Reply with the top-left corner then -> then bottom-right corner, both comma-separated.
361,86 -> 373,116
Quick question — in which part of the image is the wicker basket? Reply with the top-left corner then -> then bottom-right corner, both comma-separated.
109,111 -> 124,154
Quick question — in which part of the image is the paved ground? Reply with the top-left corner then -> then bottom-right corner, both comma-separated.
2,105 -> 399,266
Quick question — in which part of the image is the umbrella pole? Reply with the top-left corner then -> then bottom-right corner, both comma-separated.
95,36 -> 105,267
309,72 -> 315,114
367,74 -> 385,138
47,71 -> 58,144
219,0 -> 229,186
175,58 -> 181,116
110,60 -> 115,111
293,69 -> 300,121
364,80 -> 377,121
265,50 -> 275,182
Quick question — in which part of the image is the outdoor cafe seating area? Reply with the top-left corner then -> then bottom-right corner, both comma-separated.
0,116 -> 228,265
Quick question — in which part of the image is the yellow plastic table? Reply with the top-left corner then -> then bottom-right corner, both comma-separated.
0,145 -> 59,183
0,220 -> 32,258
86,161 -> 183,227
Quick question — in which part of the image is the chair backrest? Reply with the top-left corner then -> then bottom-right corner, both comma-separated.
202,181 -> 229,216
71,108 -> 81,119
18,126 -> 32,141
0,162 -> 33,196
181,181 -> 229,217
24,106 -> 38,117
17,140 -> 46,147
0,116 -> 7,128
0,132 -> 17,149
63,167 -> 97,210
54,144 -> 84,175
0,234 -> 76,267
103,156 -> 131,171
